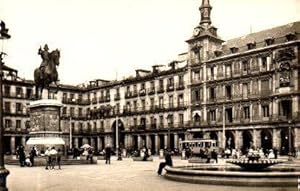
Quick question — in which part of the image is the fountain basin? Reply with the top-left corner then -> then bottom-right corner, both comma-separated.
226,159 -> 282,171
164,164 -> 300,187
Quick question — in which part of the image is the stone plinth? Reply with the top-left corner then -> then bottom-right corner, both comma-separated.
26,99 -> 65,150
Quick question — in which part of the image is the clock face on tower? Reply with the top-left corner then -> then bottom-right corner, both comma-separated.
193,27 -> 201,36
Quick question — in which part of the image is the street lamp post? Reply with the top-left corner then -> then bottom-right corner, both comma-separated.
113,103 -> 122,161
168,127 -> 171,150
69,98 -> 75,150
0,19 -> 11,191
222,105 -> 226,149
288,126 -> 292,161
69,117 -> 72,149
115,115 -> 119,159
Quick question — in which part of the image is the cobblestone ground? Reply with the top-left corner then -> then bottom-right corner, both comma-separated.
7,157 -> 297,191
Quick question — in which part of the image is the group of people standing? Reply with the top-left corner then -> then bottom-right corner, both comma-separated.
199,147 -> 218,163
15,144 -> 174,177
45,147 -> 62,170
16,145 -> 37,167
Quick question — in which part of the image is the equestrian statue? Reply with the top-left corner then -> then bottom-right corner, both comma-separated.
34,44 -> 60,99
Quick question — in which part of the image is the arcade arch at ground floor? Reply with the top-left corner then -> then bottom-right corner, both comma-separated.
188,126 -> 300,155
4,126 -> 300,156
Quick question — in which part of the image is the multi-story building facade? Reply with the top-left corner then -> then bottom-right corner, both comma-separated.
188,0 -> 300,155
3,59 -> 190,155
2,0 -> 300,155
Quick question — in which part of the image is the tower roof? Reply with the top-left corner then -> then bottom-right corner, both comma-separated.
199,0 -> 212,26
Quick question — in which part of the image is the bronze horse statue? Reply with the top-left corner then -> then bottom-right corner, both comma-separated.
34,49 -> 60,99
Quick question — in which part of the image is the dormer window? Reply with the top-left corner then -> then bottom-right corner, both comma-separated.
265,37 -> 274,46
247,42 -> 256,50
214,50 -> 223,57
286,33 -> 297,41
168,61 -> 178,70
230,47 -> 239,54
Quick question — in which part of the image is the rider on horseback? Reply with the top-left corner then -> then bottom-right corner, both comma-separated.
35,44 -> 60,99
38,44 -> 50,77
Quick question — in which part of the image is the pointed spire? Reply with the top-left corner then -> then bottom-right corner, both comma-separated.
199,0 -> 212,26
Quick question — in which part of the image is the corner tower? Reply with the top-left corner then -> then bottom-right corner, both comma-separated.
186,0 -> 223,63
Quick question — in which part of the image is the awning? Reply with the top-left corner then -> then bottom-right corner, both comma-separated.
26,137 -> 65,145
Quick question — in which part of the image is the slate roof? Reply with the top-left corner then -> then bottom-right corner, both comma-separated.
222,21 -> 300,54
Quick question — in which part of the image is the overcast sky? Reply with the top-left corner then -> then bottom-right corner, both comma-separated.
1,0 -> 300,85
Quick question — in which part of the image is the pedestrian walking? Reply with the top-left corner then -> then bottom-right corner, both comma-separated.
50,147 -> 58,169
16,146 -> 20,159
157,151 -> 173,176
56,148 -> 62,169
105,144 -> 111,164
29,147 -> 37,166
273,147 -> 278,159
86,148 -> 94,164
205,147 -> 212,163
142,146 -> 149,161
211,149 -> 218,163
45,147 -> 51,170
18,145 -> 26,167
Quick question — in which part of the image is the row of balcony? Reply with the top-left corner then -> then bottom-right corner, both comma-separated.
71,127 -> 105,135
192,91 -> 273,104
70,122 -> 189,135
3,92 -> 36,100
4,127 -> 29,134
3,110 -> 29,117
62,98 -> 91,105
4,112 -> 299,135
62,85 -> 185,106
60,102 -> 187,120
121,103 -> 187,116
125,84 -> 185,99
192,66 -> 274,84
98,103 -> 187,118
129,122 -> 188,132
192,113 -> 300,127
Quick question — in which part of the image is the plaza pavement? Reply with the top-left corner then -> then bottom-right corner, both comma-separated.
7,156 -> 297,191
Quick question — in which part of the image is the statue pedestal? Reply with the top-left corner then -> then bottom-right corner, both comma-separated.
26,99 -> 65,151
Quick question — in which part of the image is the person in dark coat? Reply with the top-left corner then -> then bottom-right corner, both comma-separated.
45,147 -> 51,170
142,146 -> 149,161
105,144 -> 112,164
157,152 -> 173,175
273,147 -> 278,159
211,149 -> 218,163
56,148 -> 62,170
16,146 -> 20,159
87,148 -> 94,164
205,147 -> 212,163
18,145 -> 26,167
73,148 -> 78,159
29,147 -> 37,166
